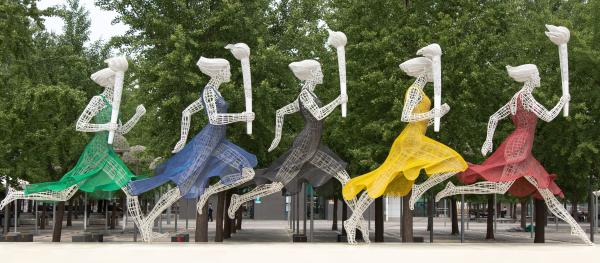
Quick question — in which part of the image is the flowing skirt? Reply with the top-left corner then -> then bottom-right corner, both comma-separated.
343,128 -> 467,200
128,125 -> 257,199
25,133 -> 135,195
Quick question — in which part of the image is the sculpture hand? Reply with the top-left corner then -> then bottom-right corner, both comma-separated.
136,105 -> 146,115
268,138 -> 280,152
481,140 -> 493,156
172,139 -> 186,153
339,94 -> 348,105
104,123 -> 118,132
244,112 -> 255,122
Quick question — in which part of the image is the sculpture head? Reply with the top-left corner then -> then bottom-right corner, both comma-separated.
399,57 -> 433,82
197,57 -> 231,82
90,68 -> 116,89
506,64 -> 540,88
289,59 -> 323,84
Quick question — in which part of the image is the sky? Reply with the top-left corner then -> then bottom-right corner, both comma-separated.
37,0 -> 129,43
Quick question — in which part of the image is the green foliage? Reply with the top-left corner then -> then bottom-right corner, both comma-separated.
2,0 -> 599,204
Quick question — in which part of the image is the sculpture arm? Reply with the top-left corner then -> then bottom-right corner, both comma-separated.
268,100 -> 300,152
171,98 -> 204,153
524,93 -> 569,122
299,89 -> 342,120
76,96 -> 114,132
117,105 -> 146,135
481,103 -> 511,155
401,85 -> 448,123
203,88 -> 250,125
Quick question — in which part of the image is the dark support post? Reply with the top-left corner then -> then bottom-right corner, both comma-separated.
195,198 -> 208,242
341,201 -> 348,236
52,201 -> 65,242
224,190 -> 232,239
215,191 -> 225,242
590,173 -> 594,242
235,207 -> 242,230
428,194 -> 434,243
374,196 -> 384,242
534,198 -> 546,243
401,193 -> 413,242
460,194 -> 465,243
332,197 -> 338,231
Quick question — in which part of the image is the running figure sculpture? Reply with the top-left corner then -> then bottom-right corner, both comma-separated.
0,57 -> 148,239
228,31 -> 370,244
434,47 -> 591,244
127,44 -> 257,242
434,25 -> 591,245
342,44 -> 468,244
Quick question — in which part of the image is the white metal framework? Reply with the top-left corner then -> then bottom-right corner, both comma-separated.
0,57 -> 153,239
343,48 -> 457,244
133,45 -> 255,242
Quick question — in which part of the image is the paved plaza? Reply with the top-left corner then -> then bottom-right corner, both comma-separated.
3,217 -> 599,262
3,217 -> 598,244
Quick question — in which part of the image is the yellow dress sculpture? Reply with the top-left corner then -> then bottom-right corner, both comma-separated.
343,86 -> 467,200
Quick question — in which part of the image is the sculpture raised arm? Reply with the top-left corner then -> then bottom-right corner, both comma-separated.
268,100 -> 300,152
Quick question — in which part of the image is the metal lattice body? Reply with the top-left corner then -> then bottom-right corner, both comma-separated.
127,46 -> 257,242
0,57 -> 153,239
341,45 -> 468,244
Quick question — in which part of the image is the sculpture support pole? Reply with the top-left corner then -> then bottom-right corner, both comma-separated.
559,44 -> 569,116
241,58 -> 252,134
108,71 -> 124,144
336,47 -> 347,117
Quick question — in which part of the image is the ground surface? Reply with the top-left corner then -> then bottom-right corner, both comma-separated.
2,217 -> 598,262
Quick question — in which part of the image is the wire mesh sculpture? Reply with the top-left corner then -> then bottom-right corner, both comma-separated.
341,44 -> 468,244
0,57 -> 152,239
228,32 -> 370,244
433,26 -> 591,245
127,44 -> 257,242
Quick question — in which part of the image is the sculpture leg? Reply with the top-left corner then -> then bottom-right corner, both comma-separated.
343,192 -> 373,245
197,167 -> 255,215
435,180 -> 514,202
309,150 -> 370,243
409,172 -> 456,210
0,184 -> 80,210
523,176 -> 592,245
137,186 -> 181,242
228,182 -> 284,219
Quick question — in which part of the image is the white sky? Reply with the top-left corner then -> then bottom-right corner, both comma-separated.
37,0 -> 129,43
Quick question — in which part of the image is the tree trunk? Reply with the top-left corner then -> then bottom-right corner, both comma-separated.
450,197 -> 459,235
341,202 -> 348,236
235,208 -> 242,230
3,202 -> 11,234
571,200 -> 578,221
331,197 -> 338,231
110,200 -> 117,229
215,191 -> 225,242
52,201 -> 65,242
224,190 -> 232,239
427,196 -> 434,231
534,198 -> 546,243
401,194 -> 413,242
520,199 -> 527,229
486,195 -> 495,240
66,200 -> 72,227
195,200 -> 208,242
40,203 -> 47,230
374,197 -> 384,242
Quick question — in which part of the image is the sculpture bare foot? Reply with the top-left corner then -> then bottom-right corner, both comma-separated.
227,194 -> 241,219
435,181 -> 455,202
0,186 -> 17,210
357,219 -> 371,244
343,220 -> 358,245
